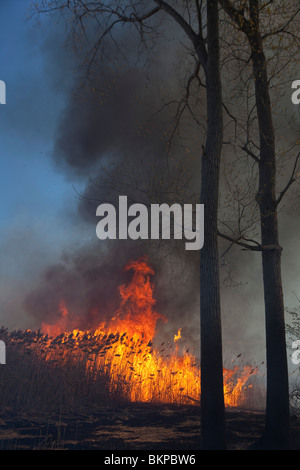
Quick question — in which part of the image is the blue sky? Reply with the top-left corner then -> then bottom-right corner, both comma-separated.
0,1 -> 89,328
0,1 -> 68,222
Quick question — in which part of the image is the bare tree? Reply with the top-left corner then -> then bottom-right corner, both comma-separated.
218,0 -> 300,448
34,0 -> 226,449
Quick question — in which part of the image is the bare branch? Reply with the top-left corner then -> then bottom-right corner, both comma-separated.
276,152 -> 300,207
153,0 -> 207,71
262,8 -> 300,41
240,144 -> 260,163
218,0 -> 251,35
217,230 -> 282,252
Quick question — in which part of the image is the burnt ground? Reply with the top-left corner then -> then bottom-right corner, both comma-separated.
0,403 -> 300,450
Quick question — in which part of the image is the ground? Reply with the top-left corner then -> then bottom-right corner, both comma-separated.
0,403 -> 299,450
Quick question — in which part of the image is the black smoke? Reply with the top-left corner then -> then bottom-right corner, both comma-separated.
22,17 -> 202,347
21,7 -> 300,365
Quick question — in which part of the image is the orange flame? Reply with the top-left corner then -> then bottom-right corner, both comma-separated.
108,258 -> 166,343
41,300 -> 72,338
174,328 -> 182,343
38,257 -> 256,406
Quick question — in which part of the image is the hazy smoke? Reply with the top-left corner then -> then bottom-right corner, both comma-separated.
18,9 -> 300,365
20,20 -> 202,350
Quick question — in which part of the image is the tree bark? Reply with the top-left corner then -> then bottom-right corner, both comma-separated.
218,0 -> 291,448
250,31 -> 290,448
36,0 -> 227,450
200,0 -> 226,450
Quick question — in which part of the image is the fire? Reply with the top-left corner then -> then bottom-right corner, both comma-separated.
174,328 -> 182,343
108,258 -> 166,343
41,300 -> 72,338
223,365 -> 257,407
12,257 -> 256,407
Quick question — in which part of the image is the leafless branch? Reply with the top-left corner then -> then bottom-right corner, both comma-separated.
153,0 -> 207,71
262,8 -> 300,41
217,230 -> 282,252
276,151 -> 300,207
241,144 -> 260,163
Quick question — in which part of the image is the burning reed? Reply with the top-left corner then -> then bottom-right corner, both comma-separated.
0,258 -> 257,413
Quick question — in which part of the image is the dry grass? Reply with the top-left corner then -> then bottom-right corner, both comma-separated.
0,326 -> 202,411
0,327 -> 127,416
0,327 -> 265,416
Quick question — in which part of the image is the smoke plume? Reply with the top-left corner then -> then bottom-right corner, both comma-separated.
20,19 -> 202,350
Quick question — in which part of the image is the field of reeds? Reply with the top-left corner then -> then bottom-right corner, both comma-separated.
0,326 -> 202,450
1,327 -> 300,450
0,326 -> 267,415
0,326 -> 200,415
0,328 -> 130,416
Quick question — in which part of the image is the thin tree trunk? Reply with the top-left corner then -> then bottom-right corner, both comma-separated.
218,0 -> 291,448
200,0 -> 226,450
37,0 -> 227,450
249,5 -> 290,447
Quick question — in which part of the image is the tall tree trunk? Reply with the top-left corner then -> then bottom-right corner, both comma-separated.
218,0 -> 291,448
38,0 -> 227,450
200,0 -> 226,450
249,5 -> 290,448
